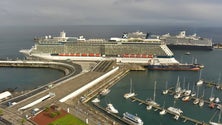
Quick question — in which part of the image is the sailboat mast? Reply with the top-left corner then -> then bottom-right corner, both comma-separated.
211,87 -> 214,97
199,70 -> 202,80
130,78 -> 132,93
218,73 -> 221,85
218,110 -> 221,123
154,81 -> 156,102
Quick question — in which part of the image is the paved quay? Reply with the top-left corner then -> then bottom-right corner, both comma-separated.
1,60 -> 130,125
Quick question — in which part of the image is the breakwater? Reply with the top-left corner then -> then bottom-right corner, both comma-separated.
0,60 -> 77,75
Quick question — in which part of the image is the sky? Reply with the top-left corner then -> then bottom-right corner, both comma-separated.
1,0 -> 222,27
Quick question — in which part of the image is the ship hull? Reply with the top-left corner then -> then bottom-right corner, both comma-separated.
167,44 -> 213,50
146,64 -> 201,71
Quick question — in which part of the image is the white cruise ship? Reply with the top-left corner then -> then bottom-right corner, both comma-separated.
20,31 -> 179,65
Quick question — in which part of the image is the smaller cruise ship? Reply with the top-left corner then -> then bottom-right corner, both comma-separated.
160,31 -> 213,50
123,112 -> 143,125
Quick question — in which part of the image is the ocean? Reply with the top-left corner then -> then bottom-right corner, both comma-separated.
0,25 -> 222,124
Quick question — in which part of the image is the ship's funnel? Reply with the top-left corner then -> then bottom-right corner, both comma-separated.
122,33 -> 128,39
60,31 -> 66,38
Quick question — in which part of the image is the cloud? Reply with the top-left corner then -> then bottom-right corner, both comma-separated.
0,0 -> 222,26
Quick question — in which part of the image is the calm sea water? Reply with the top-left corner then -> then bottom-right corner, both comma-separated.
0,25 -> 222,124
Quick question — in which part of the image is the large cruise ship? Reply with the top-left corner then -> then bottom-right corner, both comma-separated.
20,31 -> 179,64
160,31 -> 213,50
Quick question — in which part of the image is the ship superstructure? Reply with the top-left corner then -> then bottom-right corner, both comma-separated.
20,31 -> 179,64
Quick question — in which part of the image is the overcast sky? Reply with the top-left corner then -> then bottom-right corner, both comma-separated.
1,0 -> 222,26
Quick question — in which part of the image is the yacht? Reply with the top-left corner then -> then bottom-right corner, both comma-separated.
159,109 -> 167,115
123,112 -> 144,125
174,115 -> 180,120
162,81 -> 169,95
215,97 -> 220,103
100,88 -> 110,96
193,86 -> 200,104
91,98 -> 100,103
209,87 -> 215,102
184,82 -> 191,96
193,98 -> 200,105
167,107 -> 183,115
146,105 -> 152,110
184,90 -> 191,96
124,79 -> 136,99
199,99 -> 204,107
185,52 -> 191,55
106,103 -> 119,114
174,92 -> 181,99
160,98 -> 167,115
196,70 -> 203,86
146,81 -> 160,110
182,96 -> 190,102
191,84 -> 196,97
175,76 -> 182,93
199,89 -> 205,107
209,102 -> 216,109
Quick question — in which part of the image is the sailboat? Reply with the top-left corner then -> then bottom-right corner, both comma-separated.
124,79 -> 136,99
181,77 -> 186,93
91,97 -> 100,103
159,96 -> 167,115
182,96 -> 190,102
215,97 -> 220,103
196,70 -> 203,86
209,110 -> 222,125
209,87 -> 215,102
191,84 -> 196,97
167,100 -> 183,116
106,103 -> 119,114
174,76 -> 182,99
175,76 -> 182,93
162,81 -> 168,95
216,73 -> 221,89
184,82 -> 191,96
199,89 -> 205,107
146,81 -> 160,110
193,86 -> 200,105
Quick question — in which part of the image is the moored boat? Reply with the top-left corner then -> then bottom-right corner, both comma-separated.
106,103 -> 119,114
162,81 -> 169,95
159,109 -> 167,115
209,102 -> 216,109
124,79 -> 136,99
193,98 -> 200,105
91,98 -> 100,103
123,112 -> 143,125
146,81 -> 160,110
100,89 -> 110,96
167,107 -> 183,115
185,52 -> 191,55
147,63 -> 202,71
199,99 -> 204,107
182,96 -> 190,102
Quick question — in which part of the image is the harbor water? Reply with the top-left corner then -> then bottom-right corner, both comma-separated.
0,25 -> 222,124
100,49 -> 222,125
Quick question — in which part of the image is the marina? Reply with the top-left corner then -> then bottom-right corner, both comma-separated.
128,96 -> 208,125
